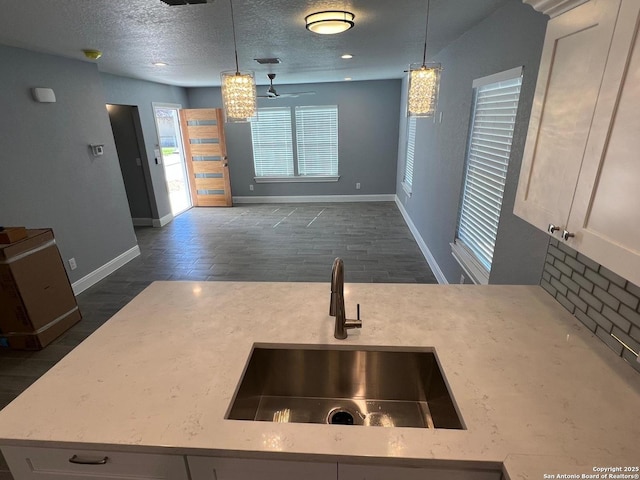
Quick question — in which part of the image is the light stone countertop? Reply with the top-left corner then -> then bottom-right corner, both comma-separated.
0,282 -> 638,479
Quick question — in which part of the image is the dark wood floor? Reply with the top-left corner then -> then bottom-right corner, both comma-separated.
0,202 -> 435,476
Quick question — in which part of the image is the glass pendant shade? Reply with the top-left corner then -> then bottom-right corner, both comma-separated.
407,63 -> 442,117
221,70 -> 257,123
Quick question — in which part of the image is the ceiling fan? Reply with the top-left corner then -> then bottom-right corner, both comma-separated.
258,74 -> 315,99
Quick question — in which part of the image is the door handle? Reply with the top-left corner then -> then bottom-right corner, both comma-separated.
562,230 -> 575,241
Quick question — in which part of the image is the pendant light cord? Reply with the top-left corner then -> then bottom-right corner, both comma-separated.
230,0 -> 240,73
422,0 -> 430,67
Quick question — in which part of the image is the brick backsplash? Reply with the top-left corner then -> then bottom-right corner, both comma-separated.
541,238 -> 640,374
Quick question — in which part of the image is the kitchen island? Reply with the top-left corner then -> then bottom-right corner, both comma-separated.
0,282 -> 638,479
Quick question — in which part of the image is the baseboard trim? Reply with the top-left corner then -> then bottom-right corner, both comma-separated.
71,245 -> 141,295
152,213 -> 174,228
132,218 -> 153,227
233,194 -> 396,204
394,195 -> 448,284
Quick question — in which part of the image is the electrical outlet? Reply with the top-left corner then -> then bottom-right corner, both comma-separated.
68,258 -> 77,270
249,184 -> 254,191
356,182 -> 361,190
459,274 -> 465,284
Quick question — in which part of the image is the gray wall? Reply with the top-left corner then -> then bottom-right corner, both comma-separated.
395,2 -> 549,285
0,45 -> 137,283
108,105 -> 153,219
100,73 -> 190,220
188,80 -> 401,197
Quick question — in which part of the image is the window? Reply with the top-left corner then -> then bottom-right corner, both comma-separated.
250,105 -> 339,182
295,106 -> 338,176
402,116 -> 417,194
452,66 -> 523,284
250,107 -> 294,177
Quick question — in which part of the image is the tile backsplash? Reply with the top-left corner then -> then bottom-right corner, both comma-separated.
541,238 -> 640,374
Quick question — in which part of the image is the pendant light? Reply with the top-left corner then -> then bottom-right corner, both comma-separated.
407,0 -> 442,117
221,0 -> 256,123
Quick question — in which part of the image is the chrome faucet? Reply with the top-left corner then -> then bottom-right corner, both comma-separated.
330,258 -> 362,339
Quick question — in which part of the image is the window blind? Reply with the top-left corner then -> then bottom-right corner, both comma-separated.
404,116 -> 417,188
295,106 -> 338,176
250,107 -> 294,177
457,70 -> 523,272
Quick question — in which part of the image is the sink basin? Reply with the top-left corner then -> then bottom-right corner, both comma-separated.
226,344 -> 464,429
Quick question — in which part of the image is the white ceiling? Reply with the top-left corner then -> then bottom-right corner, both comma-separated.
0,0 -> 516,87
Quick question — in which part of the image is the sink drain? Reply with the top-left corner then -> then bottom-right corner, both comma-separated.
327,408 -> 355,425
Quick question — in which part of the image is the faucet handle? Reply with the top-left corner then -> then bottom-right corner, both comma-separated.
345,304 -> 362,330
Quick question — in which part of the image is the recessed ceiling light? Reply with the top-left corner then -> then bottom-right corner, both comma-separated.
341,54 -> 353,59
153,62 -> 169,67
344,77 -> 352,81
83,49 -> 102,60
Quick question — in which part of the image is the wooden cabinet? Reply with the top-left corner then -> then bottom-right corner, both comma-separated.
1,446 -> 189,480
187,456 -> 336,480
515,0 -> 640,286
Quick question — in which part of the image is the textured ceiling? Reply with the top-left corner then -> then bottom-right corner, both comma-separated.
0,0 -> 515,87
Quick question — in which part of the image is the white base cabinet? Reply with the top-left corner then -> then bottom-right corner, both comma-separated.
1,447 -> 503,480
187,457 -> 336,480
187,456 -> 502,480
1,446 -> 189,480
339,463 -> 501,480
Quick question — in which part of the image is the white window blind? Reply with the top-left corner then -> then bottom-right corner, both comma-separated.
403,116 -> 417,189
295,106 -> 338,176
456,67 -> 523,274
250,107 -> 294,177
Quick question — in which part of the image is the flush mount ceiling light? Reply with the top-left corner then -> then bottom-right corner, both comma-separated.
407,0 -> 442,117
152,61 -> 169,66
341,54 -> 353,59
305,10 -> 355,35
221,0 -> 256,122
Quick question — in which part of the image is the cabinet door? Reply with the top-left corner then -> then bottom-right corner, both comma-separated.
566,0 -> 640,287
514,0 -> 622,233
1,446 -> 189,480
338,463 -> 501,480
187,456 -> 336,480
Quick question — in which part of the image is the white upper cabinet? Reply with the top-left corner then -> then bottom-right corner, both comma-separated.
567,0 -> 640,286
515,0 -> 640,286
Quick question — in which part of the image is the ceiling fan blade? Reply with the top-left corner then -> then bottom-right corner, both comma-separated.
275,92 -> 316,98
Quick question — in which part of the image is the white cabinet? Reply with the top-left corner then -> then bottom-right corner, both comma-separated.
515,0 -> 640,286
338,463 -> 501,480
566,0 -> 640,285
1,446 -> 189,480
186,457 -> 502,480
187,456 -> 336,480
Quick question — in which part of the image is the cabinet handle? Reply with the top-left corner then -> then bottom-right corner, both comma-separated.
548,224 -> 561,235
68,455 -> 109,465
562,230 -> 575,241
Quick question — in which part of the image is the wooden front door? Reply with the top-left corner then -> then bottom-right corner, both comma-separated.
179,108 -> 232,207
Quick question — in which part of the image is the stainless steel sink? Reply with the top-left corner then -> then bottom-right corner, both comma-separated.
226,344 -> 464,429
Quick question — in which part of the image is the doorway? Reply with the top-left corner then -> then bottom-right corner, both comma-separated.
107,104 -> 154,225
153,104 -> 192,216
